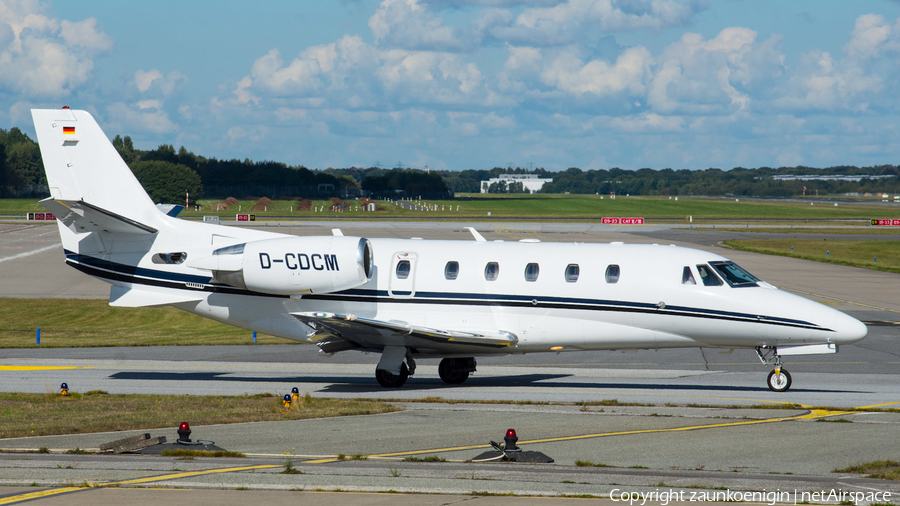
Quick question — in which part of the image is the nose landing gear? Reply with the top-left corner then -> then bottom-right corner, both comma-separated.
756,347 -> 792,392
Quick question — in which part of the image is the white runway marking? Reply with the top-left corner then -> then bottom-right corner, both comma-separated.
0,243 -> 60,263
1,230 -> 57,244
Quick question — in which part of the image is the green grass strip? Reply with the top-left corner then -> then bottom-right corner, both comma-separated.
0,298 -> 290,347
0,392 -> 399,439
724,239 -> 900,273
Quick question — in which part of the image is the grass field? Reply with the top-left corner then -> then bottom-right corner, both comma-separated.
0,299 -> 290,348
186,195 -> 892,221
724,239 -> 900,274
693,226 -> 900,235
3,195 -> 897,221
0,392 -> 398,439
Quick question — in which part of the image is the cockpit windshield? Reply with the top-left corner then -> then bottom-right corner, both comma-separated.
709,261 -> 760,287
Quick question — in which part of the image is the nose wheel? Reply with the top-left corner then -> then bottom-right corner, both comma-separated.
766,368 -> 792,392
756,347 -> 792,392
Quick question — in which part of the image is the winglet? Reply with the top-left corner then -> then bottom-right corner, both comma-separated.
466,227 -> 486,242
332,228 -> 344,237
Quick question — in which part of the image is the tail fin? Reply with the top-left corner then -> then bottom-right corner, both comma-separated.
31,108 -> 159,228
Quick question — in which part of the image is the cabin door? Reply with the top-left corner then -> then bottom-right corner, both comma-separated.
388,252 -> 417,298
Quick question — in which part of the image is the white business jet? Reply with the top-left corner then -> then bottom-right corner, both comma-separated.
31,108 -> 867,392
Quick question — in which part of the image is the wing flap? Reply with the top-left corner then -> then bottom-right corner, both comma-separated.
292,312 -> 517,352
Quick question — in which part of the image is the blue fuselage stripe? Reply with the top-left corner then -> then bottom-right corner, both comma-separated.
64,251 -> 829,331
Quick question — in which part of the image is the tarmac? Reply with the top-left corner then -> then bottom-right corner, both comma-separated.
0,219 -> 898,504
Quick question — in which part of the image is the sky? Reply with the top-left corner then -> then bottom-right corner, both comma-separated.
3,0 -> 900,172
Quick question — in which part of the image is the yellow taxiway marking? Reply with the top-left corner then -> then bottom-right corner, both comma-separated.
451,386 -> 808,407
307,404 -> 861,463
783,288 -> 900,314
0,366 -> 88,371
855,401 -> 900,409
0,487 -> 84,505
0,464 -> 279,505
492,361 -> 868,367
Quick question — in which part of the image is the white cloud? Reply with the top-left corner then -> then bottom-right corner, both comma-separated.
232,34 -> 492,110
647,28 -> 784,114
610,112 -> 683,132
136,99 -> 162,110
369,0 -> 468,51
0,1 -> 111,97
844,14 -> 893,59
225,125 -> 268,143
106,102 -> 176,134
493,0 -> 698,46
60,18 -> 112,51
541,45 -> 651,96
199,7 -> 900,171
134,69 -> 187,95
250,48 -> 323,96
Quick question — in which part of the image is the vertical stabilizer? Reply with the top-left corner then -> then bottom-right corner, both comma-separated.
31,109 -> 159,227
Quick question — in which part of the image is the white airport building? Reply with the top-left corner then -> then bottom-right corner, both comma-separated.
480,174 -> 553,194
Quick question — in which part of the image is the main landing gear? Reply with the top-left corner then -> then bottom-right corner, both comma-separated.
376,363 -> 410,388
375,346 -> 416,388
373,348 -> 477,388
438,358 -> 477,385
756,347 -> 792,392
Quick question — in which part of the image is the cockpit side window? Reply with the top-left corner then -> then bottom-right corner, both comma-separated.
710,261 -> 760,287
682,266 -> 696,285
696,264 -> 723,286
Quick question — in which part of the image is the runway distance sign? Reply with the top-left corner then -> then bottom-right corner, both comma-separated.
602,217 -> 645,225
871,219 -> 900,226
26,212 -> 56,221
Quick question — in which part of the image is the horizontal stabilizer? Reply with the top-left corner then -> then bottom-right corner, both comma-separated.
41,198 -> 158,235
109,285 -> 203,308
292,311 -> 517,350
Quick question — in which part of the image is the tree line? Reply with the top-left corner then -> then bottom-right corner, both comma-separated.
2,127 -> 899,202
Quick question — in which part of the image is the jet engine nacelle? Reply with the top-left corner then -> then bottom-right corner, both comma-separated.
197,236 -> 373,295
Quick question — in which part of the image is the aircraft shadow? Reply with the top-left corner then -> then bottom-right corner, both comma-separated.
108,371 -> 860,394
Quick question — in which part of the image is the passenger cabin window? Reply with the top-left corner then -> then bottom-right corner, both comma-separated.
605,264 -> 620,284
396,260 -> 411,279
709,261 -> 760,287
565,264 -> 580,283
444,261 -> 459,280
484,262 -> 499,281
682,266 -> 696,285
524,263 -> 540,282
696,264 -> 722,286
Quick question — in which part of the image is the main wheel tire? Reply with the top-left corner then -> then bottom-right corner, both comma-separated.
767,368 -> 792,392
438,358 -> 470,384
376,363 -> 409,388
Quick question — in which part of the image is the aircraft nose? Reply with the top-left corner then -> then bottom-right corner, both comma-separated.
833,311 -> 868,344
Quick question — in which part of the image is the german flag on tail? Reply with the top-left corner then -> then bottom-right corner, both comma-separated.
63,126 -> 75,134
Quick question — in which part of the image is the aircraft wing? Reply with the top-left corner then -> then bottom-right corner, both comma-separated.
291,311 -> 518,355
